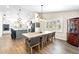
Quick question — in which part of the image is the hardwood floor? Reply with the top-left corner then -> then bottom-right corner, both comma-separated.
0,34 -> 79,54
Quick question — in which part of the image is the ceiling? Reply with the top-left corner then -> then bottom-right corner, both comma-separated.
21,5 -> 79,12
0,5 -> 79,13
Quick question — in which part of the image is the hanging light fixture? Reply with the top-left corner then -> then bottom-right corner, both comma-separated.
17,8 -> 22,21
3,5 -> 9,21
39,5 -> 46,22
14,8 -> 22,28
41,5 -> 43,19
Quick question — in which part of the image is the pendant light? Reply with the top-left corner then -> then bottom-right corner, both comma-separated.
17,8 -> 22,21
41,5 -> 43,19
15,8 -> 22,28
40,5 -> 46,22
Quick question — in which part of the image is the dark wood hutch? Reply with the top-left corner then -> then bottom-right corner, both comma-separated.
67,17 -> 79,47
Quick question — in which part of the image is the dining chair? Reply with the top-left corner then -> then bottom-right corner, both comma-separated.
47,32 -> 56,44
47,33 -> 53,44
25,36 -> 41,54
52,32 -> 55,42
40,34 -> 48,49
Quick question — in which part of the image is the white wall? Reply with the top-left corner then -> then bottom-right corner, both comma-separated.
0,13 -> 2,37
39,10 -> 79,41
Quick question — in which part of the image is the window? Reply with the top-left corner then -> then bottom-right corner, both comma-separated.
46,19 -> 63,32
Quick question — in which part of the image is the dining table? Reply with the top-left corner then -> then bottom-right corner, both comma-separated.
22,31 -> 53,39
22,31 -> 55,53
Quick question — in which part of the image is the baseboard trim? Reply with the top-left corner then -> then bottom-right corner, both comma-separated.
55,38 -> 67,41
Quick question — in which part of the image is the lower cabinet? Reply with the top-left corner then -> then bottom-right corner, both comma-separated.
67,33 -> 79,47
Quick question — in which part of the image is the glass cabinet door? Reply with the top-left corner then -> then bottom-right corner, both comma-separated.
68,19 -> 77,33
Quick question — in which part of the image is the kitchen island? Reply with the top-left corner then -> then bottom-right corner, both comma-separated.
11,28 -> 27,39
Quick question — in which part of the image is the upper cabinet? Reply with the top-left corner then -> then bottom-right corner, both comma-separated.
67,17 -> 79,33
